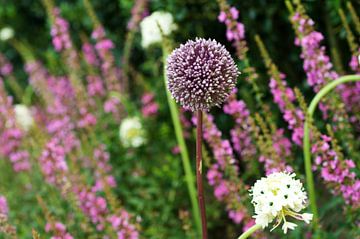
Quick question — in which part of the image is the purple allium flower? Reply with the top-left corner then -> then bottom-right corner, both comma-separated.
166,38 -> 239,111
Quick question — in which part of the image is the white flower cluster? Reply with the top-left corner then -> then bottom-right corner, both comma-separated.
140,11 -> 177,48
0,27 -> 14,41
14,104 -> 34,131
250,172 -> 313,234
119,117 -> 146,148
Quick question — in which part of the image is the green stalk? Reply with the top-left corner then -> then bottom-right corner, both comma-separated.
162,45 -> 202,236
237,224 -> 262,239
6,77 -> 23,102
303,74 -> 360,231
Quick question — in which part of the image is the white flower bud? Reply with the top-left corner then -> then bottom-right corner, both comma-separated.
119,117 -> 146,148
0,27 -> 14,41
140,11 -> 177,48
14,104 -> 34,131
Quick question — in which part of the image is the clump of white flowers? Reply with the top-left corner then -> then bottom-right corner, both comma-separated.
250,172 -> 313,234
140,11 -> 177,48
14,104 -> 34,131
0,27 -> 14,41
119,117 -> 146,148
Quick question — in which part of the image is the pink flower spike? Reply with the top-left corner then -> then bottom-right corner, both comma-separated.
218,11 -> 227,22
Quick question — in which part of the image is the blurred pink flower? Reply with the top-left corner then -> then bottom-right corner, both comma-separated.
0,195 -> 8,215
141,93 -> 158,118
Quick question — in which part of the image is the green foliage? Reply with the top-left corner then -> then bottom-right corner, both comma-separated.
0,0 -> 359,238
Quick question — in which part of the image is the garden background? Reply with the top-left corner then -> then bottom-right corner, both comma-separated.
0,0 -> 359,238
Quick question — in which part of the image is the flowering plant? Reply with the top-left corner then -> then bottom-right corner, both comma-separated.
0,0 -> 359,238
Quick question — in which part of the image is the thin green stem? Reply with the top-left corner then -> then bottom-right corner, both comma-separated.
303,74 -> 360,231
285,0 -> 294,15
162,45 -> 202,236
6,78 -> 23,102
237,224 -> 262,239
303,119 -> 318,228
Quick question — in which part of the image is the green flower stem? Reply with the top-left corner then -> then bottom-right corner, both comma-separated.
303,74 -> 360,231
162,45 -> 202,236
237,224 -> 262,239
6,78 -> 23,102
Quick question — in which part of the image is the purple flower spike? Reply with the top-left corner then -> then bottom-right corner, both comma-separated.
166,38 -> 239,111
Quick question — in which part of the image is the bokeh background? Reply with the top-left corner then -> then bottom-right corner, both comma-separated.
0,0 -> 359,238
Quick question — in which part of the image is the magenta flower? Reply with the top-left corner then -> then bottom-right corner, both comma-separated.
218,6 -> 246,44
51,8 -> 72,52
260,129 -> 293,175
141,92 -> 158,118
45,221 -> 74,239
127,0 -> 148,31
349,51 -> 360,72
0,54 -> 13,76
0,195 -> 8,215
92,144 -> 117,192
312,135 -> 360,207
86,76 -> 105,97
39,138 -> 68,188
82,42 -> 99,66
223,91 -> 256,161
108,210 -> 139,239
0,79 -> 30,172
192,113 -> 257,226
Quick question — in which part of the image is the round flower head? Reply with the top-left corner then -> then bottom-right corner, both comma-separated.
119,117 -> 146,148
166,38 -> 239,111
140,11 -> 177,48
14,104 -> 34,131
249,172 -> 313,234
0,27 -> 14,41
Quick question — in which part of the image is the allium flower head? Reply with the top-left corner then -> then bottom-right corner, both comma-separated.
0,27 -> 14,41
250,172 -> 312,234
166,38 -> 239,111
140,11 -> 177,48
14,104 -> 34,131
119,117 -> 146,148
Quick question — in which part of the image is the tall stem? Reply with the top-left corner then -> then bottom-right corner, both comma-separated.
237,224 -> 262,239
162,45 -> 202,236
303,74 -> 360,231
196,110 -> 208,239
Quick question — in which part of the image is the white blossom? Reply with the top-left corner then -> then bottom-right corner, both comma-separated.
302,213 -> 313,224
119,117 -> 146,148
249,172 -> 312,234
14,104 -> 34,131
0,27 -> 14,41
282,222 -> 297,234
140,11 -> 177,48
